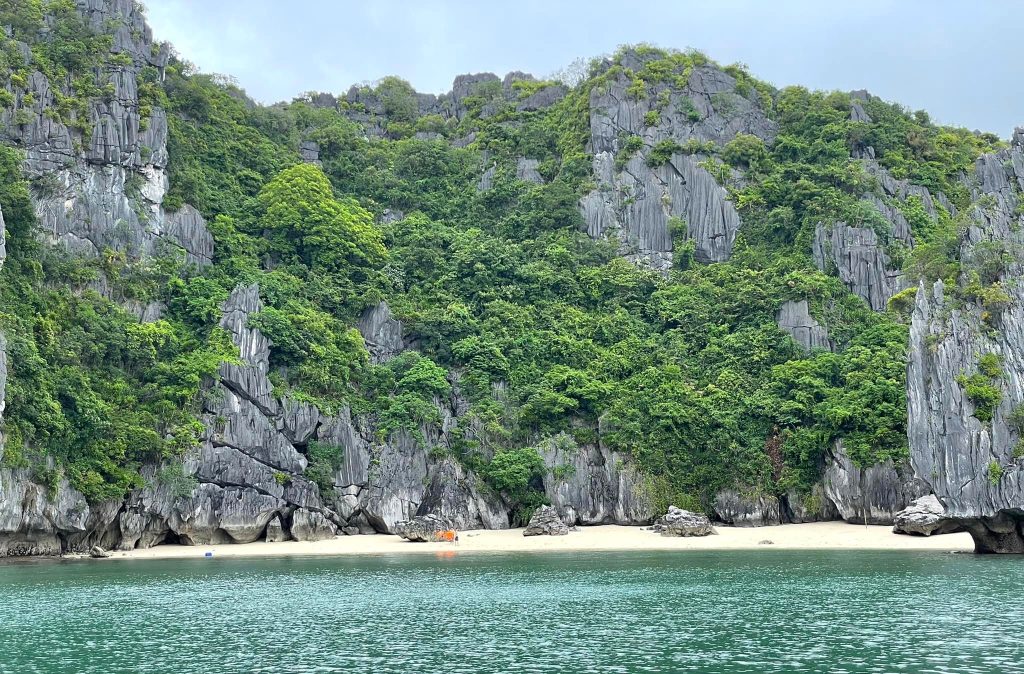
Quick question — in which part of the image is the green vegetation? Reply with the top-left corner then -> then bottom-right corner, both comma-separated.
0,144 -> 235,500
956,354 -> 1003,423
0,16 -> 1008,514
987,460 -> 1004,486
304,441 -> 344,494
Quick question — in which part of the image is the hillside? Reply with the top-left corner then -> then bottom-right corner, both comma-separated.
0,0 -> 1021,554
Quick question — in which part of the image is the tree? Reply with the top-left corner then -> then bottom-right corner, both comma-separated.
258,163 -> 387,275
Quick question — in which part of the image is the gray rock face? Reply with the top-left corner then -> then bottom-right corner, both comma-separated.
783,485 -> 839,524
394,513 -> 454,542
813,222 -> 906,312
291,509 -> 338,542
299,140 -> 321,164
580,63 -> 776,270
476,164 -> 496,192
539,433 -> 654,526
657,506 -> 716,537
265,515 -> 290,543
0,331 -> 6,455
588,63 -> 777,157
357,302 -> 405,364
822,440 -> 927,525
523,505 -> 569,536
777,300 -> 832,352
517,84 -> 567,112
813,160 -> 952,313
516,157 -> 544,184
581,151 -> 742,271
0,467 -> 90,556
907,132 -> 1024,552
417,457 -> 509,531
892,495 -> 963,537
850,101 -> 872,124
0,203 -> 6,270
0,2 -> 211,269
713,490 -> 781,527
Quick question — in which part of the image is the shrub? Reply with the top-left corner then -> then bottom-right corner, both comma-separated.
678,97 -> 701,122
647,139 -> 681,166
978,353 -> 1003,379
1008,404 -> 1024,435
483,446 -> 544,496
886,286 -> 918,316
987,460 -> 1003,485
615,135 -> 644,169
721,133 -> 767,169
956,372 -> 1002,422
305,441 -> 344,494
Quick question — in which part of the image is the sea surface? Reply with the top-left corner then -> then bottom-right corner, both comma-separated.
1,550 -> 1022,673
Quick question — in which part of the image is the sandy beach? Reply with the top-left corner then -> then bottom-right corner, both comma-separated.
109,522 -> 974,561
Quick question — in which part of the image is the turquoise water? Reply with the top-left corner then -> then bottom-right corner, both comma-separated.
1,550 -> 1022,673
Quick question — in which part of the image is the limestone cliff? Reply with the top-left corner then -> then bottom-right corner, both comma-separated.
907,130 -> 1024,552
1,1 -> 1021,555
580,58 -> 777,271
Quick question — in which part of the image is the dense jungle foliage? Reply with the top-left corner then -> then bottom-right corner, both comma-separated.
0,2 -> 1007,511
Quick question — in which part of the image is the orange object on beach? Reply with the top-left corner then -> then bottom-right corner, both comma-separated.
435,530 -> 457,543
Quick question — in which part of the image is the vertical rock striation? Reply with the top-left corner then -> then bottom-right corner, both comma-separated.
580,59 -> 777,271
0,0 -> 212,268
538,433 -> 654,526
776,300 -> 832,352
907,130 -> 1024,552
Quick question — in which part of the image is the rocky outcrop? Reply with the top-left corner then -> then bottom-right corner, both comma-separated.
813,222 -> 906,312
0,330 -> 6,454
713,490 -> 782,527
580,60 -> 777,271
656,506 -> 716,537
516,157 -> 543,184
265,515 -> 290,543
588,61 -> 777,156
783,485 -> 839,523
394,513 -> 453,542
0,467 -> 90,556
822,440 -> 927,525
907,131 -> 1024,552
476,164 -> 496,192
538,433 -> 654,526
291,509 -> 338,542
523,505 -> 569,536
777,300 -> 832,352
813,159 -> 951,312
417,457 -> 509,531
357,301 -> 406,364
581,152 -> 742,270
517,84 -> 567,112
1,1 -> 211,268
892,495 -> 963,536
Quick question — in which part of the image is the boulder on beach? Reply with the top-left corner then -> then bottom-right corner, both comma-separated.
654,506 -> 716,537
892,495 -> 963,537
394,514 -> 454,542
523,505 -> 569,536
89,546 -> 111,559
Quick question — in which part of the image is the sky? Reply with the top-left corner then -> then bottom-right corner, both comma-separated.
145,1 -> 1021,136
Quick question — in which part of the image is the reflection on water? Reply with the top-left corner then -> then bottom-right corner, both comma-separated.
0,550 -> 1021,673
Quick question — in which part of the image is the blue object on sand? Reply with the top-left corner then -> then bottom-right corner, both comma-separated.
205,552 -> 213,558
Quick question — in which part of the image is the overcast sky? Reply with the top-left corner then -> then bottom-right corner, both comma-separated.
145,1 -> 1021,136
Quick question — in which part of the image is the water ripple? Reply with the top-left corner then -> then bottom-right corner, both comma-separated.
0,551 -> 1022,673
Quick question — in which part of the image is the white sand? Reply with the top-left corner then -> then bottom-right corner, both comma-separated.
110,522 -> 974,561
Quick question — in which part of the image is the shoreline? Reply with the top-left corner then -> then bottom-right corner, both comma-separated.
90,522 -> 974,561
